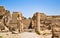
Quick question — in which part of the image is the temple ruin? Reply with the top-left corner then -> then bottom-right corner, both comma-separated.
0,6 -> 60,38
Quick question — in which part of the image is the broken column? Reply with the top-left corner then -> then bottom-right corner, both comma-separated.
35,12 -> 40,34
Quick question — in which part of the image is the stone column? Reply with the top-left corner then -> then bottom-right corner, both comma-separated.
35,12 -> 40,34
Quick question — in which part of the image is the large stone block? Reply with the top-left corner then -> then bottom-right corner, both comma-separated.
0,6 -> 5,16
12,12 -> 22,20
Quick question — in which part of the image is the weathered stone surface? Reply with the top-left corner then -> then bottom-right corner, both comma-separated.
0,6 -> 60,38
0,6 -> 5,16
35,12 -> 40,34
52,19 -> 60,38
9,12 -> 24,33
0,6 -> 10,32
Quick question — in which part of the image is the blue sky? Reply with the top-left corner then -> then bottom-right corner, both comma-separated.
0,0 -> 60,18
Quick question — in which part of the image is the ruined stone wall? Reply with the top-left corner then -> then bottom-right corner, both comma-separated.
32,12 -> 60,38
0,6 -> 11,31
0,6 -> 60,38
32,12 -> 52,31
52,19 -> 60,38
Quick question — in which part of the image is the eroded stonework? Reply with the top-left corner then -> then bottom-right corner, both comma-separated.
0,6 -> 60,38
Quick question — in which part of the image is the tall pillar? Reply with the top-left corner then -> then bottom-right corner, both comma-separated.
35,12 -> 40,34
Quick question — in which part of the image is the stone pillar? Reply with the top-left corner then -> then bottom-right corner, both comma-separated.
35,12 -> 40,34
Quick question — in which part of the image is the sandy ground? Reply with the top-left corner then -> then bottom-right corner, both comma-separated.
0,32 -> 52,38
